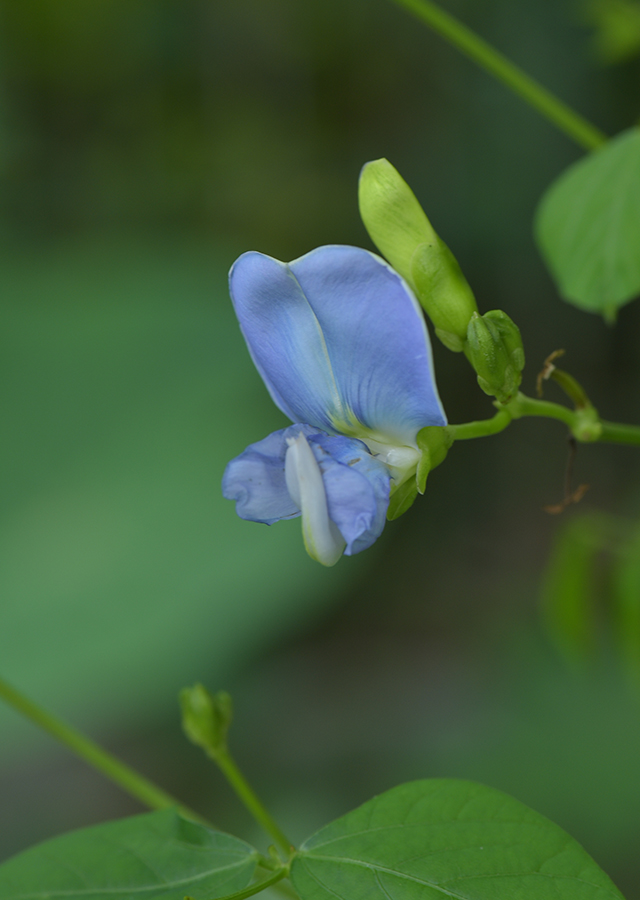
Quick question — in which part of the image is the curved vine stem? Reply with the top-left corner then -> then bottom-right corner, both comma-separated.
387,0 -> 607,151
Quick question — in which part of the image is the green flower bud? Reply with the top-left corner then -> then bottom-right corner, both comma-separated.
180,684 -> 233,758
410,241 -> 478,348
466,311 -> 522,404
359,159 -> 478,348
483,309 -> 525,374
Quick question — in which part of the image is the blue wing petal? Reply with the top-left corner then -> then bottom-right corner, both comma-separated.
308,433 -> 391,556
222,428 -> 300,525
223,426 -> 392,559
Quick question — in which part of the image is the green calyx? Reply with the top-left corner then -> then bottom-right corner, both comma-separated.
386,478 -> 419,520
358,159 -> 477,347
465,310 -> 525,404
416,426 -> 455,493
386,426 -> 454,521
180,684 -> 233,758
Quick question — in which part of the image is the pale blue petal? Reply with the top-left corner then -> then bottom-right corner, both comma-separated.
223,426 -> 392,557
307,433 -> 391,556
221,428 -> 300,525
229,252 -> 340,432
291,246 -> 446,444
229,246 -> 446,446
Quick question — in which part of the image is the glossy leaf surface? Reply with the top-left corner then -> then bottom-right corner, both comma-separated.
291,779 -> 624,899
535,128 -> 640,321
0,809 -> 258,900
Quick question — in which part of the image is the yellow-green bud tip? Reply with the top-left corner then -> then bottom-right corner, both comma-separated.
359,159 -> 478,345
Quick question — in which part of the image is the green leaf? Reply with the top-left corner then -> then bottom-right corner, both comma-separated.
0,809 -> 258,900
535,127 -> 640,321
291,779 -> 624,900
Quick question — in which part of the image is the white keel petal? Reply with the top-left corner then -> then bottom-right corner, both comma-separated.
285,433 -> 345,567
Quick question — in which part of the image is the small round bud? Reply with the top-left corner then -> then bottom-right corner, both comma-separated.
483,309 -> 525,374
180,684 -> 233,757
466,312 -> 522,404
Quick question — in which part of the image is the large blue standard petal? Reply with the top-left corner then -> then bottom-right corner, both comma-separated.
229,246 -> 446,445
291,246 -> 446,444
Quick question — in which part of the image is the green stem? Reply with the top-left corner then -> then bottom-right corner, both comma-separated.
450,393 -> 607,441
450,407 -> 512,440
213,747 -> 293,857
599,419 -> 640,446
0,676 -> 209,827
507,393 -> 577,428
387,0 -> 607,151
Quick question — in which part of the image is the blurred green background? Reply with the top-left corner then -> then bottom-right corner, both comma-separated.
2,0 -> 640,895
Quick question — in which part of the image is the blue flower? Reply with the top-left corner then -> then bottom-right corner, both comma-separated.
222,245 -> 446,565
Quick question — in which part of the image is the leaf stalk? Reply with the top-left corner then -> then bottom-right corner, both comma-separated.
0,676 -> 209,826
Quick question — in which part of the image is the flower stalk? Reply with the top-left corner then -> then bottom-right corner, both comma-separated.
450,393 -> 640,446
180,685 -> 294,857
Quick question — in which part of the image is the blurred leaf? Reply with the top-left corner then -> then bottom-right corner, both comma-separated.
0,808 -> 258,900
584,0 -> 640,64
540,514 -> 609,666
291,779 -> 624,900
613,521 -> 640,687
542,513 -> 640,679
534,128 -> 640,322
0,236 -> 359,758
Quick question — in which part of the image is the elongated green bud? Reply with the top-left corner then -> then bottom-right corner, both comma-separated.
359,159 -> 478,349
411,242 -> 478,351
466,311 -> 522,404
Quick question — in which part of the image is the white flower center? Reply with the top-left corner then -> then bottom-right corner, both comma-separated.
360,437 -> 421,486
